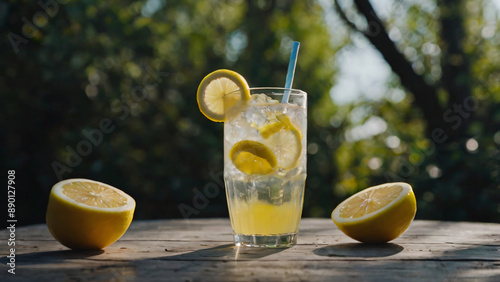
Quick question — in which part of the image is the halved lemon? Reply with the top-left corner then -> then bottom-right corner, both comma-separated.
331,182 -> 417,243
197,69 -> 251,122
260,114 -> 302,170
230,140 -> 277,175
46,178 -> 136,250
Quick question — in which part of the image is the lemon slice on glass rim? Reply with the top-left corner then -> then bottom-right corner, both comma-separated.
46,178 -> 136,250
197,69 -> 251,122
331,182 -> 417,243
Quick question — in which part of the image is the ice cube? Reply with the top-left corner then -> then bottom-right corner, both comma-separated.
243,107 -> 269,127
248,94 -> 279,105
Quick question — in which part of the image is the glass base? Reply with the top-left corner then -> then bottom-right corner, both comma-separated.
233,232 -> 297,248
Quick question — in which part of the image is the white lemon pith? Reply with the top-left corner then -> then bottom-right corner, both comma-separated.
197,69 -> 250,122
331,182 -> 417,243
46,179 -> 135,250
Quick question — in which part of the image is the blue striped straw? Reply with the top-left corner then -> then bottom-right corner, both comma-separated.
281,41 -> 300,103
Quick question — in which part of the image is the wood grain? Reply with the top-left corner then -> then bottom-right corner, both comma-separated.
1,219 -> 499,281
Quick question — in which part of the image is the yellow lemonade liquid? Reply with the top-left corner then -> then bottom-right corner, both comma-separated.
225,172 -> 306,236
230,200 -> 302,235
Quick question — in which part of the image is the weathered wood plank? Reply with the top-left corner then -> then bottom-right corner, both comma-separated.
3,260 -> 500,281
5,219 -> 500,243
4,239 -> 499,263
1,219 -> 499,281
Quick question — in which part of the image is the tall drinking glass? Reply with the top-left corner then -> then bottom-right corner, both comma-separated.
224,88 -> 307,247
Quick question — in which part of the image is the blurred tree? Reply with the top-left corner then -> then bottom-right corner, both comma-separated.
1,0 -> 498,226
333,0 -> 500,221
0,0 -> 338,225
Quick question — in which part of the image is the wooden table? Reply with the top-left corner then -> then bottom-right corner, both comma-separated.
1,219 -> 499,281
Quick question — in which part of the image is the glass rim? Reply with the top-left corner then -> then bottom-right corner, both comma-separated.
227,87 -> 307,96
248,87 -> 307,95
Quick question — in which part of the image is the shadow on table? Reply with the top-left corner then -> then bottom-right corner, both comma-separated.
1,249 -> 138,280
313,243 -> 404,258
0,249 -> 105,265
161,244 -> 286,261
441,244 -> 500,280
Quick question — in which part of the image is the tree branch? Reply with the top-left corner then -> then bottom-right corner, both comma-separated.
333,0 -> 358,32
335,0 -> 445,136
438,0 -> 471,138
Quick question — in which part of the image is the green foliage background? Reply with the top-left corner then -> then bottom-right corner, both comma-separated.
1,0 -> 499,225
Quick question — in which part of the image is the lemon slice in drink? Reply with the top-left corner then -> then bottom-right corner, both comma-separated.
267,128 -> 302,169
197,69 -> 251,122
259,114 -> 302,170
46,179 -> 136,250
331,182 -> 417,243
230,140 -> 277,175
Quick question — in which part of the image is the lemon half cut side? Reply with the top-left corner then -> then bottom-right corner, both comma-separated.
46,178 -> 136,250
197,69 -> 251,122
331,182 -> 417,243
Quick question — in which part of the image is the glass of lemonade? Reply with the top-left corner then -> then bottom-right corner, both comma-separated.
224,88 -> 307,247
